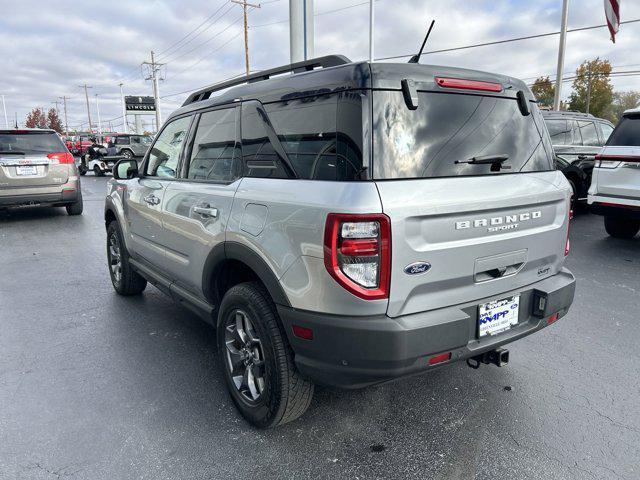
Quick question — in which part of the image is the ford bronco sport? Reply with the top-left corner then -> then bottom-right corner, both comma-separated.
104,55 -> 576,428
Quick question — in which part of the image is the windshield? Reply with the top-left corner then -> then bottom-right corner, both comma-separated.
372,91 -> 553,179
606,115 -> 640,146
0,131 -> 65,154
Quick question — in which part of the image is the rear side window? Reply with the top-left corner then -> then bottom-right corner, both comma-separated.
145,116 -> 191,178
578,121 -> 599,146
116,137 -> 128,145
372,91 -> 553,179
607,115 -> 640,146
545,119 -> 570,145
241,102 -> 290,179
187,107 -> 239,182
0,131 -> 65,154
599,122 -> 614,143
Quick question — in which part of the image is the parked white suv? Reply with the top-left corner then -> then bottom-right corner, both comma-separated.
588,108 -> 640,238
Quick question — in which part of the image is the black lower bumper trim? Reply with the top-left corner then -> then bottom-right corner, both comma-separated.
278,269 -> 576,389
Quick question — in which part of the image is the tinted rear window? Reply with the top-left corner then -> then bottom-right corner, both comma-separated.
545,119 -> 570,145
607,115 -> 640,146
372,91 -> 553,179
0,132 -> 65,154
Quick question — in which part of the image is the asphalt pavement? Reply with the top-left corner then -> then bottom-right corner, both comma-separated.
0,176 -> 638,480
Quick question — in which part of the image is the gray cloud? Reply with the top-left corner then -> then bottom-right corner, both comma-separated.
1,0 -> 639,130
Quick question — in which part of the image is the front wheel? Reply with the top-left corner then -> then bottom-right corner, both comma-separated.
604,216 -> 640,239
217,282 -> 314,428
93,164 -> 104,177
106,221 -> 147,295
121,149 -> 134,159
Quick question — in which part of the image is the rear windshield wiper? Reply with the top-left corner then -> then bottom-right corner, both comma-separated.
455,154 -> 509,165
455,154 -> 510,172
0,150 -> 26,155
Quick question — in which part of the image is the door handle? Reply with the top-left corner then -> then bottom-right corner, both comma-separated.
193,205 -> 218,218
143,194 -> 160,206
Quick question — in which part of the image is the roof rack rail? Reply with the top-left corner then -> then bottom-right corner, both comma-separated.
542,110 -> 594,118
183,54 -> 352,106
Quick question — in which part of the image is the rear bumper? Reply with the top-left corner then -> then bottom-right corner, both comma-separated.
0,187 -> 79,207
278,268 -> 576,389
588,198 -> 640,219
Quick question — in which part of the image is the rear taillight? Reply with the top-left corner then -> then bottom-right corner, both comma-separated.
435,77 -> 503,92
47,152 -> 75,164
564,199 -> 573,257
324,213 -> 391,300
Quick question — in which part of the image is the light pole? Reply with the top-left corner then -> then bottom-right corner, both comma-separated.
1,95 -> 9,128
553,0 -> 570,111
119,83 -> 128,133
94,94 -> 102,135
369,0 -> 374,62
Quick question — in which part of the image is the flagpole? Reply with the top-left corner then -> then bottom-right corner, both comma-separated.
553,0 -> 570,111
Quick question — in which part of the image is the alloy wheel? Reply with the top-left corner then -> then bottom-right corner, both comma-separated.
224,310 -> 266,403
108,232 -> 122,284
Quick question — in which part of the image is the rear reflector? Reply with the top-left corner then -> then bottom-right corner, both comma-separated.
547,313 -> 559,325
340,239 -> 379,256
47,152 -> 75,164
292,325 -> 313,340
435,77 -> 503,92
428,352 -> 451,366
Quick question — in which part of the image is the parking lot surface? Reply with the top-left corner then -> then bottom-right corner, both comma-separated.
1,177 -> 639,480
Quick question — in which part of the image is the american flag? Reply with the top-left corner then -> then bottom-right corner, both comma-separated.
604,0 -> 621,43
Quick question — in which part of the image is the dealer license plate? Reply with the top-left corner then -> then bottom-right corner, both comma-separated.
16,165 -> 38,176
478,295 -> 520,337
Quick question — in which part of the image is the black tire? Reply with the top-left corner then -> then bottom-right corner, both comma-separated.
121,149 -> 134,159
78,165 -> 87,176
65,191 -> 83,216
93,165 -> 104,177
106,221 -> 147,295
604,216 -> 640,239
217,282 -> 313,428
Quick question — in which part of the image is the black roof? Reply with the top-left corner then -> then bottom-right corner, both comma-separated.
169,55 -> 532,121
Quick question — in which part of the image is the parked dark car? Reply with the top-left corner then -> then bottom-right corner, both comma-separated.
542,110 -> 614,206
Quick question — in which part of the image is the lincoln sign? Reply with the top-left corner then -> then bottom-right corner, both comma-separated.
125,96 -> 156,115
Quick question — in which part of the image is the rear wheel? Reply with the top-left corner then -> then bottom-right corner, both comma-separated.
217,282 -> 314,428
106,221 -> 147,295
121,149 -> 134,159
604,216 -> 640,239
65,191 -> 83,216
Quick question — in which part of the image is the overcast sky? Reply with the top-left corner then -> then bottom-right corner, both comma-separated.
1,0 -> 639,131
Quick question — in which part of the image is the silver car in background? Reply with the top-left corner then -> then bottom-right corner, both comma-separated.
0,129 -> 83,215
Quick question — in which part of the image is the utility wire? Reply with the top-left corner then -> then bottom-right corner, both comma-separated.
156,1 -> 230,59
375,18 -> 640,61
251,0 -> 379,28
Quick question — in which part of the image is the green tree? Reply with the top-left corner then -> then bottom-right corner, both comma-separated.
568,58 -> 613,119
531,76 -> 555,107
609,90 -> 640,121
47,108 -> 64,133
25,107 -> 48,129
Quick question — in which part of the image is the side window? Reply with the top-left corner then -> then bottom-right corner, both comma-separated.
599,123 -> 614,144
578,121 -> 599,146
264,93 -> 338,179
545,119 -> 569,145
187,107 -> 239,182
241,102 -> 289,179
116,137 -> 128,145
131,137 -> 141,144
569,120 -> 583,145
145,116 -> 191,178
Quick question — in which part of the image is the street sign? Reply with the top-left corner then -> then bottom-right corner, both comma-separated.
125,96 -> 156,115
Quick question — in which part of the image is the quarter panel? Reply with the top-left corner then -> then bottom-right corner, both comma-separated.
228,178 -> 385,313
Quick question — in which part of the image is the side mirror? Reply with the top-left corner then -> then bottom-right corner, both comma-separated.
113,159 -> 138,180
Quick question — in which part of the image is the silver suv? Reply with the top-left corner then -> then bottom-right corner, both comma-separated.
104,56 -> 576,428
1,128 -> 83,215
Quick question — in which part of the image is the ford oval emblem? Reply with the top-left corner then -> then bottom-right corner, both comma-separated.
404,262 -> 431,275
